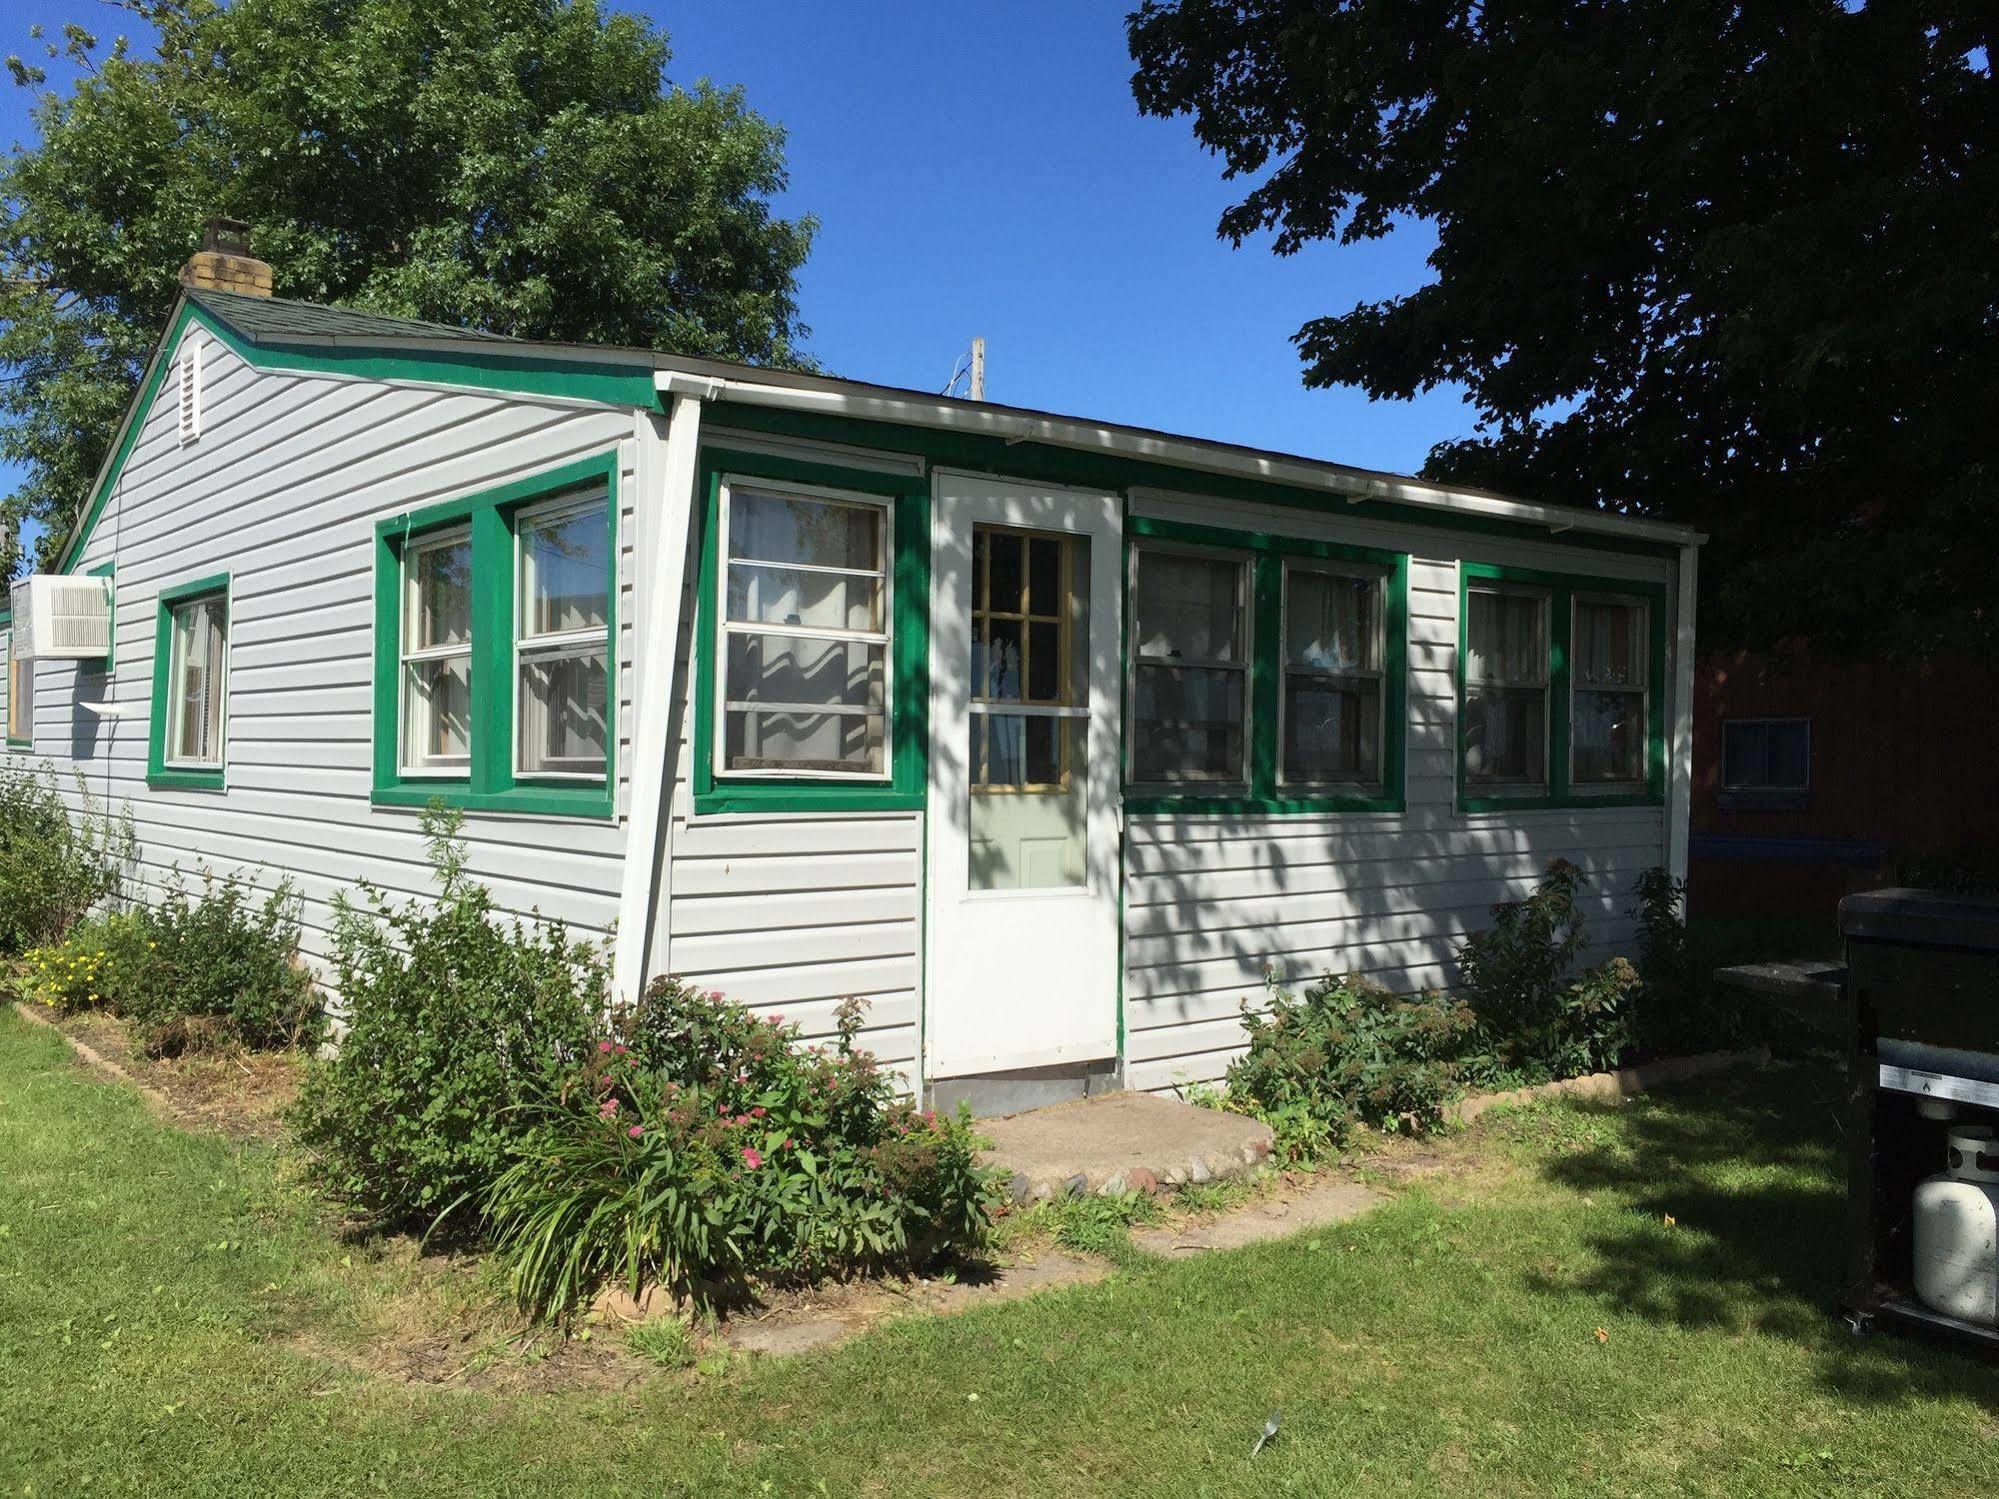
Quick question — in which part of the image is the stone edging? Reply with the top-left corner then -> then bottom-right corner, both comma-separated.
11,1000 -> 178,1115
1449,1046 -> 1773,1125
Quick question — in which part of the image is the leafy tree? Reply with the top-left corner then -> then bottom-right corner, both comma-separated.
0,0 -> 816,577
1129,2 -> 1998,654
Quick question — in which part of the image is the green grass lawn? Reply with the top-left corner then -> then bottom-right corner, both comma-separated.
2,1008 -> 1994,1497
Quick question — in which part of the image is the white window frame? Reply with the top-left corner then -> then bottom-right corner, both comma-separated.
1568,592 -> 1651,792
5,634 -> 29,746
163,591 -> 228,770
1276,558 -> 1388,791
399,525 -> 474,778
1720,716 -> 1811,794
1125,541 -> 1254,788
713,475 -> 894,783
1464,581 -> 1552,790
512,489 -> 613,782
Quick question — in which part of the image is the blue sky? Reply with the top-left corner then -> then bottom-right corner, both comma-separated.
0,1 -> 1479,521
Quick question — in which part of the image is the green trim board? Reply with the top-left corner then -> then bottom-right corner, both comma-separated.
1454,561 -> 1668,814
703,402 -> 1686,564
691,447 -> 931,816
1121,514 -> 1409,816
146,572 -> 231,790
370,451 -> 620,820
86,562 -> 115,673
57,298 -> 652,575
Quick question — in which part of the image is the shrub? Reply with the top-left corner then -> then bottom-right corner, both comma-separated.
1626,868 -> 1765,1058
15,866 -> 317,1056
290,805 -> 607,1236
1224,974 -> 1480,1162
16,910 -> 154,1015
0,763 -> 132,955
118,867 -> 318,1055
1456,859 -> 1637,1080
483,980 -> 1003,1316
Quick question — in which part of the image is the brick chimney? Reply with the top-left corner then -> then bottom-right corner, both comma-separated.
179,216 -> 272,297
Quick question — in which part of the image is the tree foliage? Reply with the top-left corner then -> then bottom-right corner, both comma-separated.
0,0 -> 816,577
1129,1 -> 1998,653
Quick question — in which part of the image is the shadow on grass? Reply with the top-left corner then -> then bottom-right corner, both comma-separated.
1518,1060 -> 1999,1407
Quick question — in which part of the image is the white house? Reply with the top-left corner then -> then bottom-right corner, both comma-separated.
2,235 -> 1703,1113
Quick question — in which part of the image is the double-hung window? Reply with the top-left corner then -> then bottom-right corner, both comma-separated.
400,530 -> 473,773
1128,546 -> 1251,785
1280,561 -> 1386,788
1458,563 -> 1665,809
1570,595 -> 1649,787
148,574 -> 230,789
372,454 -> 617,817
516,497 -> 611,777
716,480 -> 890,779
1463,584 -> 1551,790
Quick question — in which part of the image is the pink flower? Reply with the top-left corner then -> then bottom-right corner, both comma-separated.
783,1137 -> 794,1149
718,1103 -> 730,1116
768,1013 -> 784,1025
599,1097 -> 620,1118
613,1044 -> 628,1056
750,1106 -> 766,1119
627,1124 -> 644,1139
742,1147 -> 763,1169
597,1040 -> 613,1054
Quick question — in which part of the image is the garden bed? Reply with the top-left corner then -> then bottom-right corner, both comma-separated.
12,999 -> 299,1141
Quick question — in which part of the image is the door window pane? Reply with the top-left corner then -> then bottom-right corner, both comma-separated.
969,525 -> 1089,891
719,485 -> 890,777
1130,548 -> 1249,782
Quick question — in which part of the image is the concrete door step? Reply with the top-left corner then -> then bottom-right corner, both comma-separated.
975,1089 -> 1275,1203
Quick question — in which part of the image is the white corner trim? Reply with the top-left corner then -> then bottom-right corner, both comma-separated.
1666,542 -> 1699,883
612,394 -> 705,1003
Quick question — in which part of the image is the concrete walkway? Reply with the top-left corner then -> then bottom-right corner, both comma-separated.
977,1090 -> 1275,1202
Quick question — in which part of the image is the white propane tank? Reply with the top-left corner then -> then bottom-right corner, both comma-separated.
1913,1125 -> 1999,1326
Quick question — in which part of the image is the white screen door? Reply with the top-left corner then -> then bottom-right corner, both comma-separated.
925,471 -> 1123,1078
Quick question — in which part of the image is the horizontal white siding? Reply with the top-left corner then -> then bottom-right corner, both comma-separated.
19,321 -> 640,986
656,491 -> 924,1092
1121,489 -> 1679,1094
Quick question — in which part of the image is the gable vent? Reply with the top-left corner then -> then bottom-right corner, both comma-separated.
177,342 -> 202,444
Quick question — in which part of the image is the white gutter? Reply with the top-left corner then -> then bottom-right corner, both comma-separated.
653,371 -> 1704,550
611,386 -> 709,1004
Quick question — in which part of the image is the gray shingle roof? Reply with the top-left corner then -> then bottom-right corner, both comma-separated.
187,287 -> 520,344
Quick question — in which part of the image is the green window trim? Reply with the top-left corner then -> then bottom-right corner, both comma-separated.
1122,514 -> 1409,816
1455,561 -> 1668,814
147,572 -> 231,790
370,451 -> 620,820
87,561 -> 116,673
691,447 -> 930,816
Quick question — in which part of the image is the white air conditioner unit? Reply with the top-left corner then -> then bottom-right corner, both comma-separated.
10,574 -> 112,661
